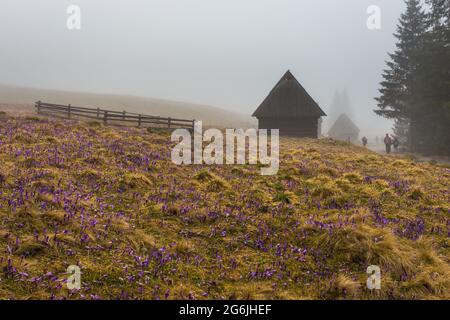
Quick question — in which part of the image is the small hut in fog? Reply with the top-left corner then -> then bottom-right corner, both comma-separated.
328,113 -> 360,142
252,70 -> 326,138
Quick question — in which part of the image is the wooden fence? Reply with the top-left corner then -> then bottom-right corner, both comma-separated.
35,101 -> 195,130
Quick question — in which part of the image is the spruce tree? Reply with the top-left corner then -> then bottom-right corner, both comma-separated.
416,0 -> 450,155
328,89 -> 353,127
375,0 -> 428,149
392,117 -> 410,147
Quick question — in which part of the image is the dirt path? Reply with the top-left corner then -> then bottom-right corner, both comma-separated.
368,143 -> 450,166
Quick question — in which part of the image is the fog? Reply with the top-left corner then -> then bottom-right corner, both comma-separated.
0,0 -> 406,136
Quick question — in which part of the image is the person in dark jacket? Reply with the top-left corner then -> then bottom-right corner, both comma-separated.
384,134 -> 393,154
362,136 -> 368,147
393,137 -> 400,152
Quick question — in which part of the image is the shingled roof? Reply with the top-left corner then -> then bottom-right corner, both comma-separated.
252,70 -> 326,118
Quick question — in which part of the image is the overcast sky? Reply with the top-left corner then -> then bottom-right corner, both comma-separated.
0,0 -> 408,134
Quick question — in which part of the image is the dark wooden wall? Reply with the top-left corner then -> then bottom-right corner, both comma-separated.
257,117 -> 319,138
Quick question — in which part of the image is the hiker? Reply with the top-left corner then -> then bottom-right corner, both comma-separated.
384,134 -> 393,154
393,137 -> 400,152
362,136 -> 368,147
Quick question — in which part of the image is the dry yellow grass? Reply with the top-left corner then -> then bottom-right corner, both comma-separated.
0,115 -> 448,300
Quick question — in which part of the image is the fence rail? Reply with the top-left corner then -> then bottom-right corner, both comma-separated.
35,101 -> 195,130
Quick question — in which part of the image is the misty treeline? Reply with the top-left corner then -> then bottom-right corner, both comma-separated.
375,0 -> 450,156
328,89 -> 353,124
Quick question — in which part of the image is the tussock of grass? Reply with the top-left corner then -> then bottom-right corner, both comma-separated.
121,172 -> 153,189
328,275 -> 361,299
15,241 -> 47,257
195,170 -> 213,181
87,121 -> 102,127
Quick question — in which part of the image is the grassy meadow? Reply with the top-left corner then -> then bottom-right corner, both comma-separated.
0,114 -> 449,299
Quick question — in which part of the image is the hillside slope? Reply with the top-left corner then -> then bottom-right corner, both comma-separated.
0,84 -> 255,128
0,114 -> 448,299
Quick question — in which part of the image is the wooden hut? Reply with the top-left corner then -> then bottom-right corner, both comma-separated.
328,113 -> 360,143
252,70 -> 326,138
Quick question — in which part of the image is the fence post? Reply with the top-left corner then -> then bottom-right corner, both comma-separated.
122,110 -> 126,120
104,111 -> 108,125
192,119 -> 195,131
97,108 -> 100,119
138,114 -> 142,127
68,104 -> 71,119
36,101 -> 42,114
168,117 -> 171,129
